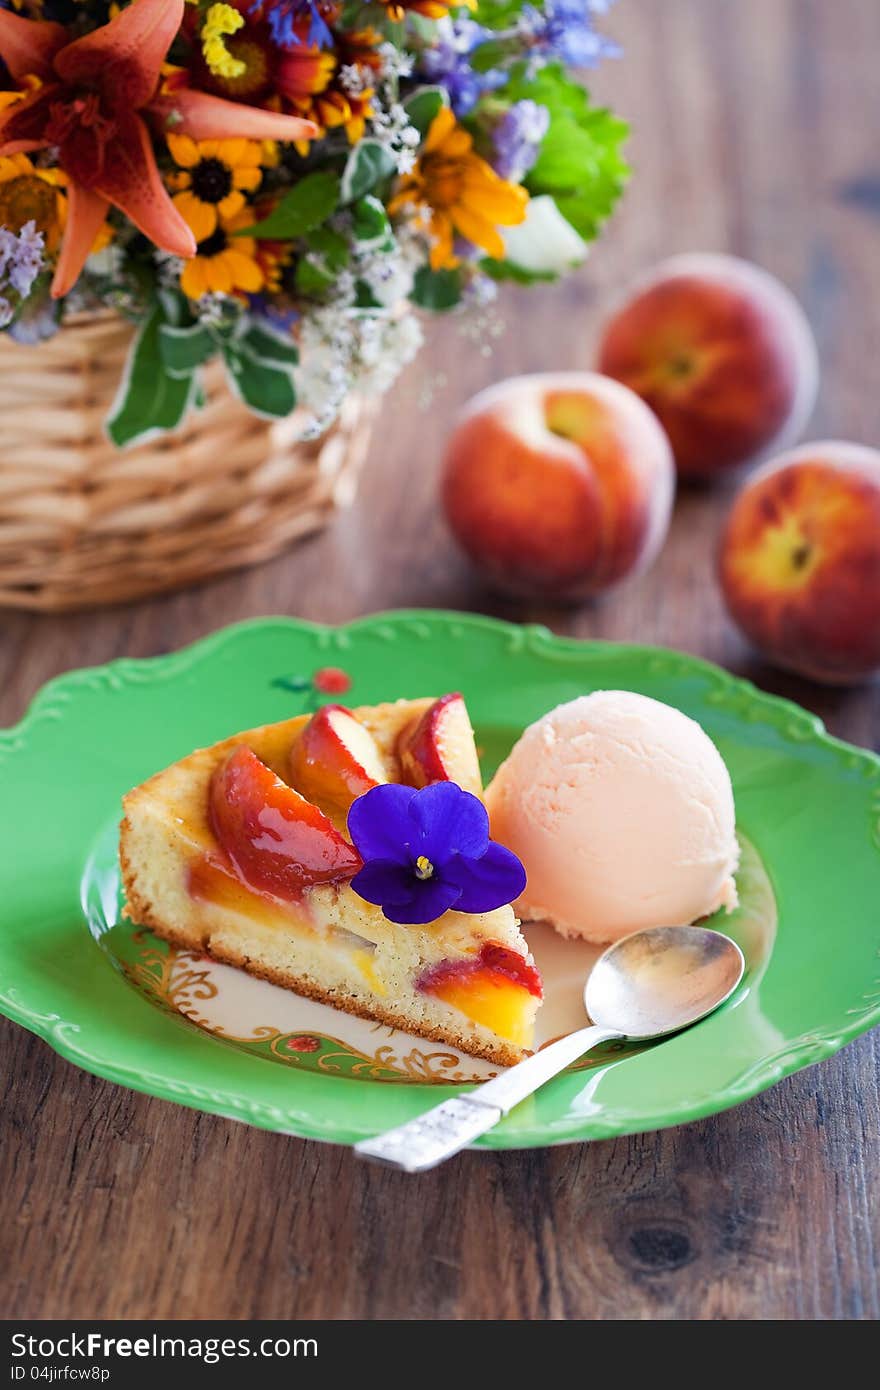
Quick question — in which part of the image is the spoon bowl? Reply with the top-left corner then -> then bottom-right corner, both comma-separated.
585,924 -> 745,1040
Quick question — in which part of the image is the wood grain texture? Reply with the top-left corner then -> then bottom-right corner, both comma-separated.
1,0 -> 878,1321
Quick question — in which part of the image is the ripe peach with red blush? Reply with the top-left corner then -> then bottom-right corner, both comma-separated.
441,372 -> 675,600
597,254 -> 819,481
719,442 -> 880,684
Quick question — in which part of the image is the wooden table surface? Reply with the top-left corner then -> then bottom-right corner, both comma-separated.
2,0 -> 878,1321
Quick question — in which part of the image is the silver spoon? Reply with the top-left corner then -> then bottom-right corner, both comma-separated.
355,924 -> 745,1172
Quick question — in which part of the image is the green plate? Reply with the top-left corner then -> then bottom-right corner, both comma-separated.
1,611 -> 878,1149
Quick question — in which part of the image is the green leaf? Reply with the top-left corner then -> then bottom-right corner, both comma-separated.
471,0 -> 528,29
410,266 -> 463,312
480,257 -> 558,285
107,305 -> 198,447
340,140 -> 397,204
304,225 -> 350,270
156,287 -> 191,327
239,323 -> 299,368
223,345 -> 296,418
468,38 -> 512,73
158,323 -> 215,378
503,62 -> 630,241
237,170 -> 341,239
295,258 -> 336,296
354,281 -> 381,309
403,87 -> 445,137
352,195 -> 390,244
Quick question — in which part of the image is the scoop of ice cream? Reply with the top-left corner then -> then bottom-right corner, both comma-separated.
485,691 -> 739,944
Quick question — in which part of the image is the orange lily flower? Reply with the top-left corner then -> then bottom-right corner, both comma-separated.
0,0 -> 316,298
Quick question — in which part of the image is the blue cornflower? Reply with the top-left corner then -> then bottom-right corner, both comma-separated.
252,0 -> 335,50
492,99 -> 550,182
520,0 -> 621,68
418,18 -> 508,117
348,782 -> 527,926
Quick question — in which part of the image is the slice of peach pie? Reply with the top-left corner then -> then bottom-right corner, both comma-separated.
119,695 -> 542,1066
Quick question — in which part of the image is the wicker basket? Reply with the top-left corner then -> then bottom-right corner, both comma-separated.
0,314 -> 376,612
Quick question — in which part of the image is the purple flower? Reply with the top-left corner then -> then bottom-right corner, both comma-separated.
492,99 -> 550,182
7,288 -> 59,344
348,782 -> 526,926
3,220 -> 44,295
520,0 -> 621,68
0,221 -> 45,332
250,294 -> 299,335
419,18 -> 507,116
252,0 -> 334,49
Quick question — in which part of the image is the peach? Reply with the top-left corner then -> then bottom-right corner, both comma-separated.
290,704 -> 386,812
597,254 -> 819,481
441,372 -> 675,600
719,442 -> 880,684
210,745 -> 362,898
397,693 -> 483,795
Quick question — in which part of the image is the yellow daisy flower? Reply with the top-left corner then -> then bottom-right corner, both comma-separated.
179,207 -> 265,300
389,106 -> 528,270
0,152 -> 66,251
166,135 -> 268,243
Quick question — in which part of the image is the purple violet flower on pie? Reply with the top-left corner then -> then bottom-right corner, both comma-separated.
347,782 -> 527,926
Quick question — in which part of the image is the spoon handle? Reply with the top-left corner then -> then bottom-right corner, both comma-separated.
354,1024 -> 622,1172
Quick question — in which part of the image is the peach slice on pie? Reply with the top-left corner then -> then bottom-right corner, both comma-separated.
289,703 -> 387,813
397,693 -> 483,795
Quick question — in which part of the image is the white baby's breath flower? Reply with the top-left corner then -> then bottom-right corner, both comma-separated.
297,298 -> 424,437
395,148 -> 418,176
338,63 -> 370,95
86,243 -> 124,280
377,42 -> 413,81
367,91 -> 421,174
154,250 -> 185,289
196,292 -> 241,330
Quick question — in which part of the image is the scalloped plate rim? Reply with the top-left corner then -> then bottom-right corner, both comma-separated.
1,608 -> 878,1150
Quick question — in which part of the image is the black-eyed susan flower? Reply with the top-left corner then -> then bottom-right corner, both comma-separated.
388,106 -> 528,270
167,136 -> 268,242
179,206 -> 265,300
0,152 -> 66,252
177,4 -> 377,152
274,35 -> 374,147
254,236 -> 292,295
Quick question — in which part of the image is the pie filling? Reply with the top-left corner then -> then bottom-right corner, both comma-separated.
186,850 -> 540,1043
416,945 -> 543,1048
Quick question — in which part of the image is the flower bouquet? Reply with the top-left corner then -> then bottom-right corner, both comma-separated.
0,0 -> 627,608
